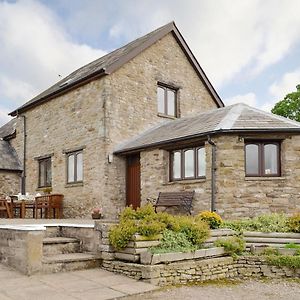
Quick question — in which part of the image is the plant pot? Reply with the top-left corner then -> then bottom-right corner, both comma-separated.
92,213 -> 101,219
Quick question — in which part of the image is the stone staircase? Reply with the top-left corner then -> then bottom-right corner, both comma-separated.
41,226 -> 101,273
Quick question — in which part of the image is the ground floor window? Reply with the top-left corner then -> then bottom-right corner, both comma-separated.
67,151 -> 83,183
170,146 -> 206,181
245,141 -> 280,177
38,157 -> 52,187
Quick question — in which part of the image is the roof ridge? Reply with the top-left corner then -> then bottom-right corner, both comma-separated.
216,103 -> 245,130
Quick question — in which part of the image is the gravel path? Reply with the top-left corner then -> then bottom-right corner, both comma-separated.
122,279 -> 300,300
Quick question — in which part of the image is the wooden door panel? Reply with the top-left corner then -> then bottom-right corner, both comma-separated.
126,154 -> 141,209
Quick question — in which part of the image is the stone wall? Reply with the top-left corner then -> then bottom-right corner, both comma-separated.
215,134 -> 300,218
102,255 -> 300,286
139,133 -> 300,218
0,228 -> 43,275
103,33 -> 219,216
0,170 -> 21,196
140,142 -> 212,213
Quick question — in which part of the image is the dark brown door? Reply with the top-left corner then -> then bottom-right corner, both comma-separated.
126,154 -> 141,209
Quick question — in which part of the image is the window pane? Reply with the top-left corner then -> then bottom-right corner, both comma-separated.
197,148 -> 206,177
39,162 -> 45,187
264,144 -> 278,175
46,159 -> 52,186
184,150 -> 195,178
157,87 -> 165,114
167,90 -> 175,116
245,144 -> 259,175
76,152 -> 83,181
68,155 -> 75,182
172,151 -> 181,179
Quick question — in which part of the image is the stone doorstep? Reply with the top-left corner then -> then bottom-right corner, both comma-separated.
43,237 -> 81,256
43,237 -> 80,244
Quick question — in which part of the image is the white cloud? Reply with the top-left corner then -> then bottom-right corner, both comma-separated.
0,0 -> 105,126
224,93 -> 257,107
269,69 -> 300,100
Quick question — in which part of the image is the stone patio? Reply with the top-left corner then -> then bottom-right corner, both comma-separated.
0,263 -> 157,300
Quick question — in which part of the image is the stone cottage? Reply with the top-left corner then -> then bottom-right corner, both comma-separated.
1,22 -> 300,219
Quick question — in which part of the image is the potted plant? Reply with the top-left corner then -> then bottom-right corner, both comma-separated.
43,187 -> 52,194
92,207 -> 102,219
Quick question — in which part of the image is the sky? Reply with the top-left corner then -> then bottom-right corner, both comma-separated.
0,0 -> 300,126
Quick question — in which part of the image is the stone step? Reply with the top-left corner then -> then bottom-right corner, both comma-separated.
43,237 -> 81,255
44,226 -> 61,238
42,252 -> 101,273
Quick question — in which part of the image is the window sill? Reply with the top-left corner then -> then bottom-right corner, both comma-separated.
164,178 -> 206,185
157,113 -> 177,120
245,177 -> 286,181
65,182 -> 84,188
36,187 -> 52,191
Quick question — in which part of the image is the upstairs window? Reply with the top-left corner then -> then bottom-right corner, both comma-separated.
38,157 -> 52,187
157,84 -> 177,117
67,151 -> 83,183
170,146 -> 206,181
245,141 -> 280,177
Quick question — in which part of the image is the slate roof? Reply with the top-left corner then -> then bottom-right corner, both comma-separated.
115,103 -> 300,154
9,21 -> 223,116
0,140 -> 22,171
0,118 -> 16,140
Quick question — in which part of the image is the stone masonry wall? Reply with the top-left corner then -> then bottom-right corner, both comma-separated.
12,79 -> 110,218
103,33 -> 219,215
140,143 -> 212,213
139,133 -> 300,218
102,255 -> 300,286
215,134 -> 300,219
0,170 -> 21,196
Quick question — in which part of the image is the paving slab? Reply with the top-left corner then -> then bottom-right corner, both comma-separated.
0,263 -> 157,300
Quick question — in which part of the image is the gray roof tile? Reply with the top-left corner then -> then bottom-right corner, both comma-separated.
0,118 -> 16,139
115,103 -> 300,153
0,140 -> 22,171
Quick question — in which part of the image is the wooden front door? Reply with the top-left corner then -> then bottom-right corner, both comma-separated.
126,154 -> 141,209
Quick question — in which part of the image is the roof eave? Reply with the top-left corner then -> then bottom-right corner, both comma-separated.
9,68 -> 107,116
114,127 -> 300,155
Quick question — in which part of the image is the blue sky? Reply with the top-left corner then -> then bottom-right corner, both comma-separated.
1,0 -> 300,126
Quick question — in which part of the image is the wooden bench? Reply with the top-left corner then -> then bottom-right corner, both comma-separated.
153,191 -> 194,215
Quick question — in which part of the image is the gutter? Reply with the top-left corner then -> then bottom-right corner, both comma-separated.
207,135 -> 217,212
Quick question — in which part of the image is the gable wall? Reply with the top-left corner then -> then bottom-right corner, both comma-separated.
103,33 -> 219,212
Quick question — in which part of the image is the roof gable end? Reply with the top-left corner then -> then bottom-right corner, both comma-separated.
10,21 -> 223,116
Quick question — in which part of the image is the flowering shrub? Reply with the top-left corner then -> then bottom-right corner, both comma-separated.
197,211 -> 223,229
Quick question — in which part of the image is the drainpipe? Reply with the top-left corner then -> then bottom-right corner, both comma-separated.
207,135 -> 216,212
21,115 -> 26,194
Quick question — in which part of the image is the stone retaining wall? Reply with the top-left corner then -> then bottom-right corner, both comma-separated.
102,255 -> 300,286
0,227 -> 44,275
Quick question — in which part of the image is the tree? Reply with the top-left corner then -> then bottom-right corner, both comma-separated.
271,84 -> 300,122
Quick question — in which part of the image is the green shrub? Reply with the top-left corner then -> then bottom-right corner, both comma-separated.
285,243 -> 300,249
266,255 -> 300,268
197,211 -> 223,229
120,204 -> 156,221
174,216 -> 210,246
287,213 -> 300,233
137,217 -> 166,237
150,229 -> 196,254
222,213 -> 289,233
214,236 -> 245,256
109,220 -> 136,250
261,247 -> 280,256
155,212 -> 177,230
